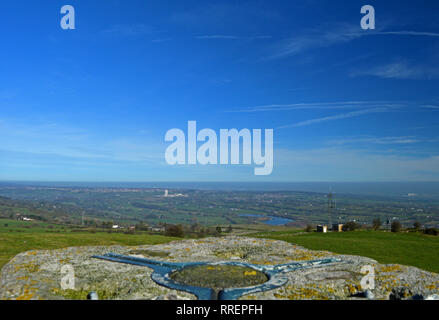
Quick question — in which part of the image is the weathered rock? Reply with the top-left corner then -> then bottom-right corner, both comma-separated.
0,236 -> 438,300
153,293 -> 187,300
353,289 -> 374,299
87,291 -> 99,300
364,290 -> 375,299
389,287 -> 413,300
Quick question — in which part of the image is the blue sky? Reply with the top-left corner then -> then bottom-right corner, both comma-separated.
1,0 -> 439,182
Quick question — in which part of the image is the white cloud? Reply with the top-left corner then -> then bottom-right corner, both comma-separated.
268,25 -> 439,59
423,105 -> 439,109
0,119 -> 165,163
329,136 -> 419,146
273,147 -> 439,181
351,61 -> 439,80
268,24 -> 362,59
228,101 -> 403,113
376,31 -> 439,37
277,107 -> 393,129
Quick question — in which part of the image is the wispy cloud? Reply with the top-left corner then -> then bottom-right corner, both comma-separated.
375,31 -> 439,37
0,119 -> 164,163
268,24 -> 362,59
329,136 -> 419,146
228,101 -> 403,113
268,24 -> 439,59
351,61 -> 439,80
274,147 -> 439,181
423,105 -> 439,109
151,38 -> 173,43
277,107 -> 393,129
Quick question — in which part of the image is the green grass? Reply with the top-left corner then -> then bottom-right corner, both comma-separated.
251,230 -> 439,273
0,221 -> 179,270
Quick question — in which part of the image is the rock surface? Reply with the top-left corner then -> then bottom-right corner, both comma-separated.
1,236 -> 438,300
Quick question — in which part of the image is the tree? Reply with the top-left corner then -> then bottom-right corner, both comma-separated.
101,221 -> 113,229
226,224 -> 233,233
216,226 -> 222,234
198,227 -> 206,238
413,221 -> 421,231
372,218 -> 381,231
165,224 -> 184,237
135,222 -> 149,231
391,221 -> 402,233
423,228 -> 438,236
190,223 -> 200,232
305,224 -> 313,232
342,221 -> 361,232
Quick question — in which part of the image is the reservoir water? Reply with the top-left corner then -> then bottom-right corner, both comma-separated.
239,214 -> 293,226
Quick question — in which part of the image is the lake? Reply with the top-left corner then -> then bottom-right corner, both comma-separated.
239,214 -> 293,226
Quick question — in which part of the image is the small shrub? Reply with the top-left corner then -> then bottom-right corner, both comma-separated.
342,221 -> 361,232
197,228 -> 206,238
305,224 -> 313,232
135,222 -> 149,231
372,218 -> 381,231
423,228 -> 438,236
391,221 -> 402,233
165,224 -> 184,237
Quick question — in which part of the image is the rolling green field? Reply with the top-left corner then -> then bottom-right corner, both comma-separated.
252,230 -> 439,273
0,219 -> 179,270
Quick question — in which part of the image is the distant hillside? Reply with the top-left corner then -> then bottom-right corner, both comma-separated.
0,196 -> 80,224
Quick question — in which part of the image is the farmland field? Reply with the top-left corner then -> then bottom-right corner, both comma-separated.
252,229 -> 439,273
0,219 -> 179,270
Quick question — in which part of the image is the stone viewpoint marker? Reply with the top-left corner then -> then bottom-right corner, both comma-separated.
1,236 -> 438,300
